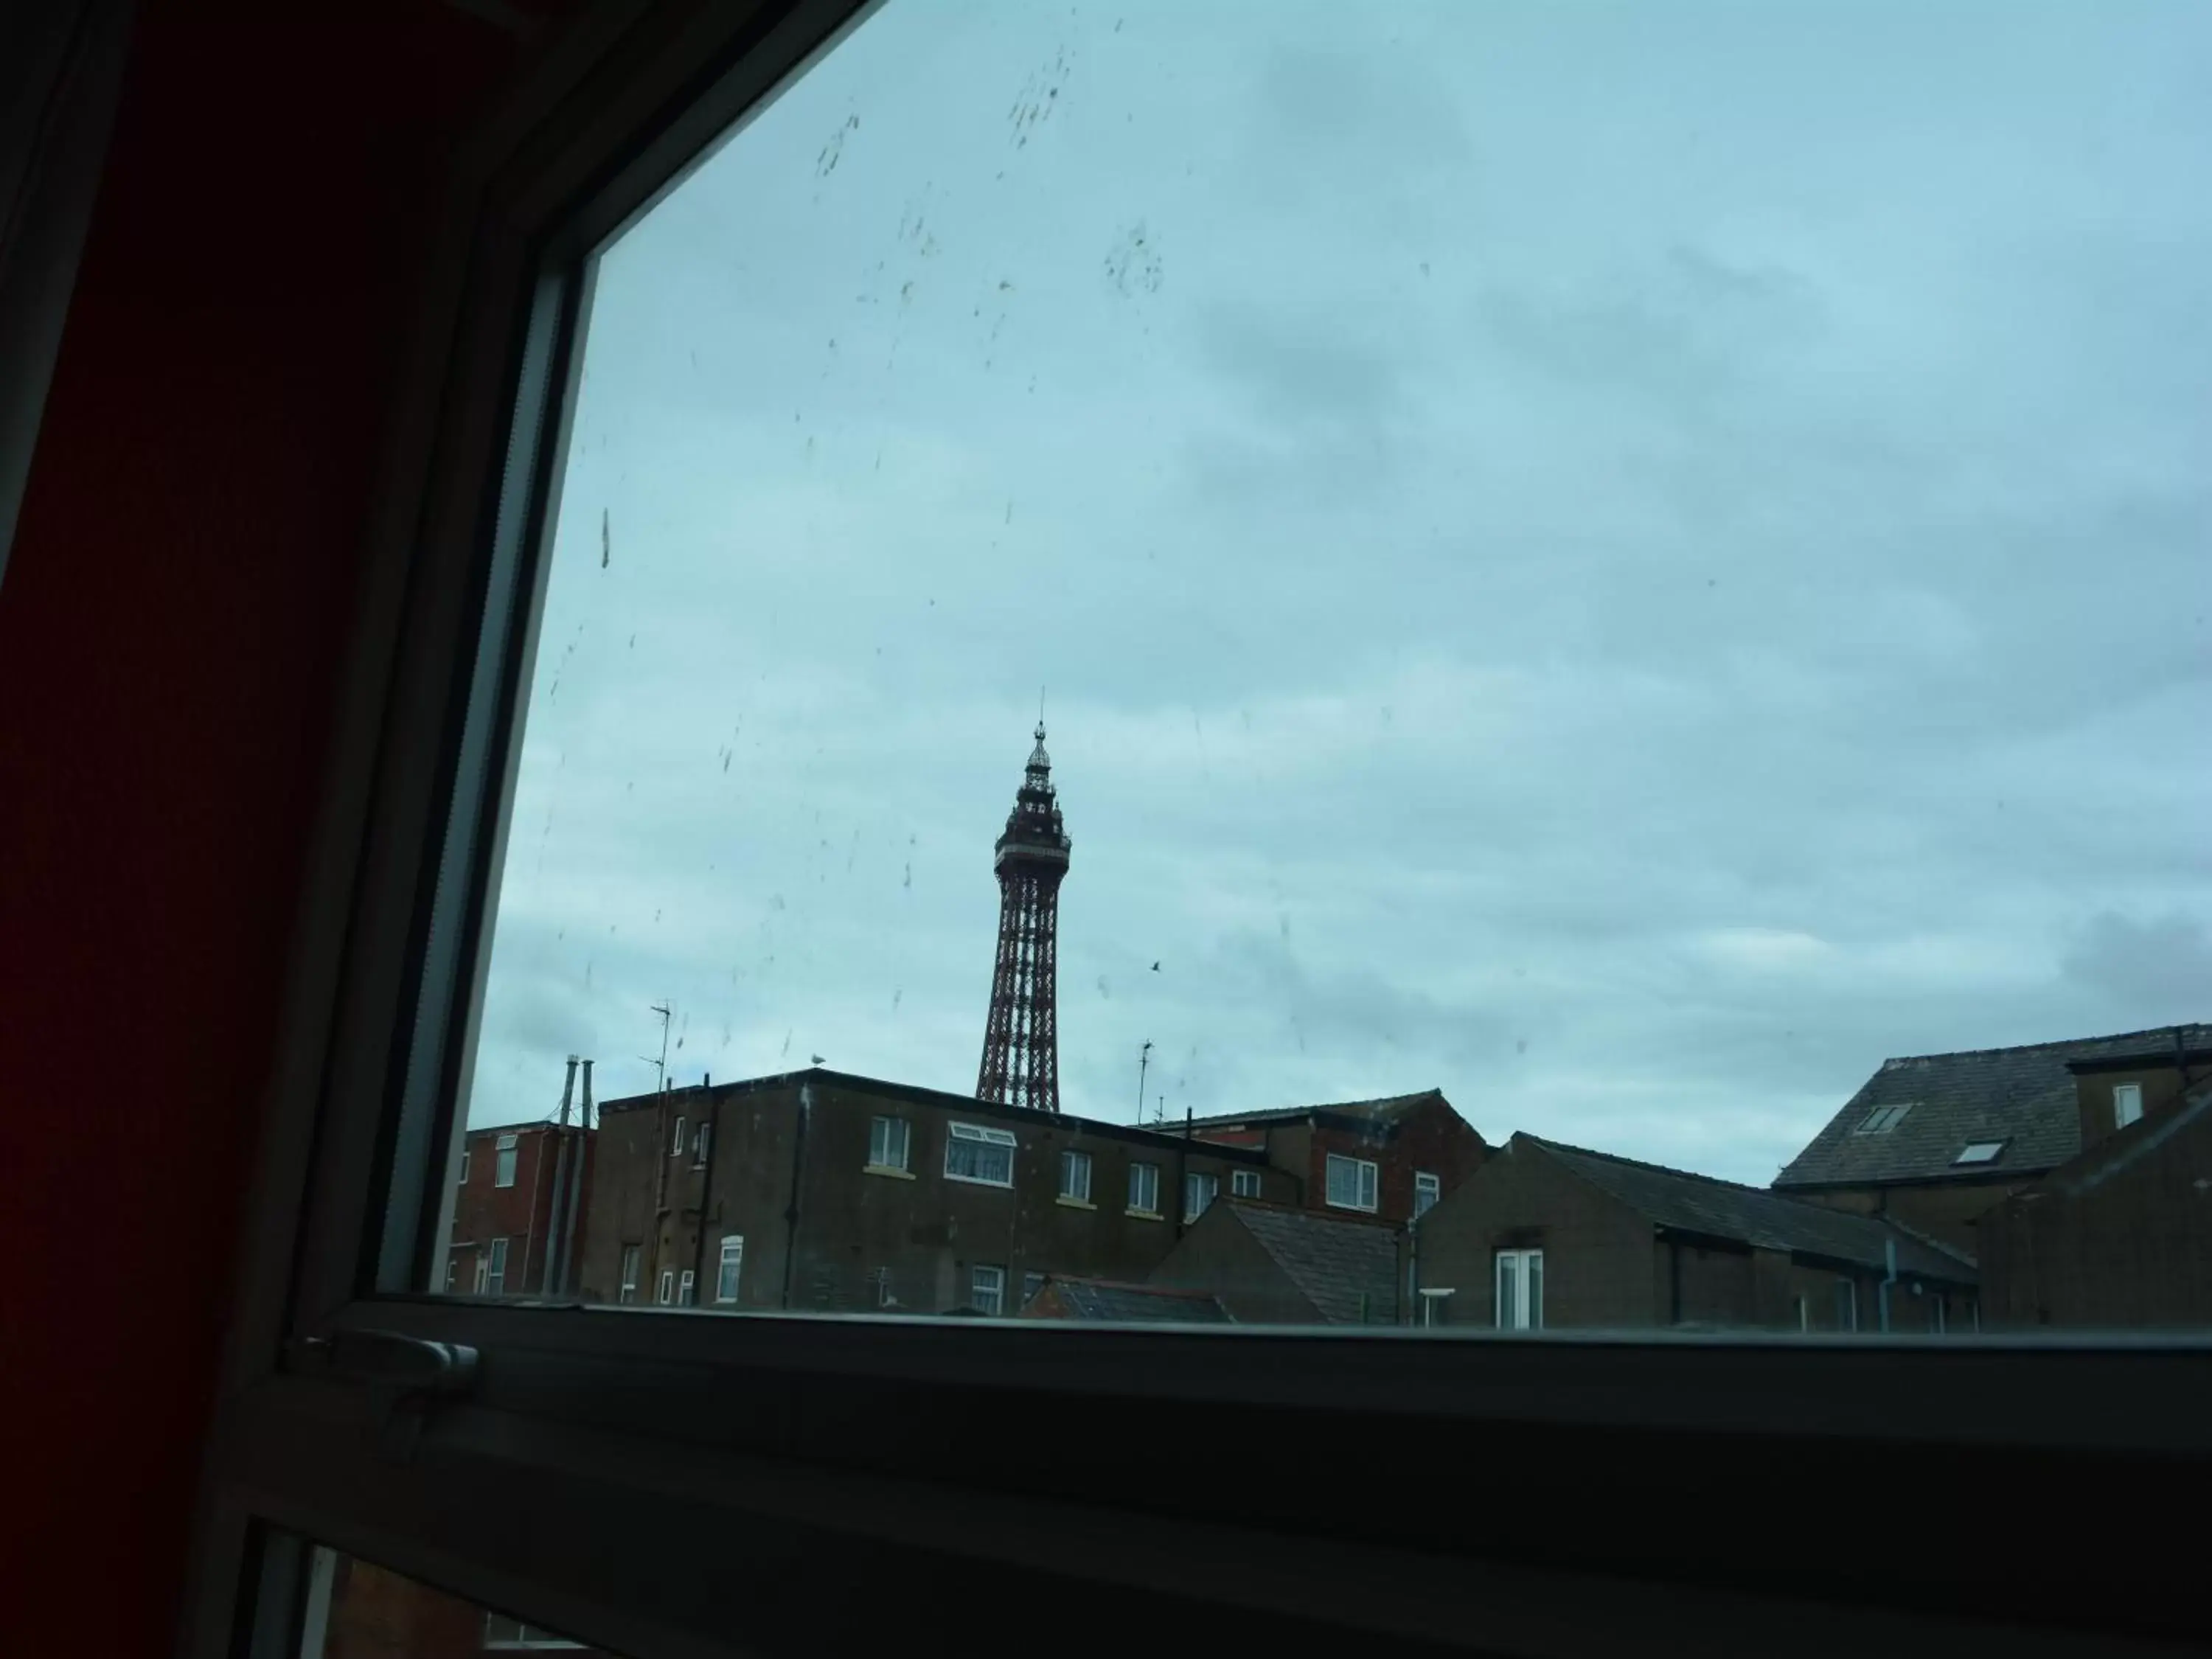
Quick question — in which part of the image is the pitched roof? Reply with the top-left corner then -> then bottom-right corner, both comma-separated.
1774,1026 -> 2212,1192
1215,1199 -> 1401,1324
1523,1135 -> 1975,1283
1172,1090 -> 1446,1133
2023,1072 -> 2212,1202
1018,1277 -> 1231,1324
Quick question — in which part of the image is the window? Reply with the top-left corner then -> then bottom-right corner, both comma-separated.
693,1121 -> 712,1166
716,1234 -> 743,1304
945,1121 -> 1015,1186
1836,1279 -> 1859,1332
1325,1154 -> 1379,1212
669,1114 -> 686,1158
2115,1084 -> 2145,1129
1059,1148 -> 1092,1202
970,1264 -> 1006,1317
1854,1104 -> 1913,1135
1127,1161 -> 1161,1216
618,1245 -> 641,1305
444,1257 -> 458,1293
869,1267 -> 894,1310
678,1268 -> 695,1306
868,1114 -> 911,1171
458,1149 -> 470,1184
1413,1170 -> 1441,1217
1023,1270 -> 1046,1307
485,1236 -> 509,1298
1183,1170 -> 1218,1221
493,1132 -> 518,1187
1495,1248 -> 1543,1330
1953,1141 -> 2006,1166
656,1270 -> 674,1307
482,1611 -> 586,1650
1231,1168 -> 1262,1199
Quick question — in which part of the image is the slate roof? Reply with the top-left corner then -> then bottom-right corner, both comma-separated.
1217,1199 -> 1402,1324
1774,1026 -> 2212,1192
1522,1135 -> 1975,1283
2027,1072 -> 2212,1201
1173,1090 -> 1444,1133
1018,1277 -> 1231,1324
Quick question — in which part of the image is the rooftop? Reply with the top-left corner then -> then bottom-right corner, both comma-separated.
1521,1134 -> 1975,1283
1203,1197 -> 1402,1325
1017,1276 -> 1231,1324
1774,1025 -> 2212,1192
1169,1089 -> 1450,1135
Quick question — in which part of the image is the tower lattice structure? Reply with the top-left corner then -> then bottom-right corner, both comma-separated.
975,723 -> 1071,1112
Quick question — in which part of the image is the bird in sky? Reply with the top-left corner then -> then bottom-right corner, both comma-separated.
1150,961 -> 1161,972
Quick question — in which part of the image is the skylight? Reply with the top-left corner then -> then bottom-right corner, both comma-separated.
1854,1104 -> 1914,1135
1953,1141 -> 2006,1166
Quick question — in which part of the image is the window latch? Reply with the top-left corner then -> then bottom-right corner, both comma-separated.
290,1329 -> 479,1466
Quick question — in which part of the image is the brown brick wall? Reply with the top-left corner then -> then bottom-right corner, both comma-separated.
1415,1142 -> 1657,1327
446,1122 -> 593,1298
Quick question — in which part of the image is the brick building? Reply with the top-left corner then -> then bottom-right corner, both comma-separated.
1979,1038 -> 2212,1330
445,1058 -> 596,1300
1772,1025 -> 2212,1253
1150,1197 -> 1405,1325
1166,1089 -> 1488,1227
1415,1133 -> 1977,1332
575,1068 -> 1295,1316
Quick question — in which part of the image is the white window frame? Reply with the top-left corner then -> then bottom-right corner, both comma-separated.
458,1148 -> 471,1184
944,1120 -> 1016,1187
494,1132 -> 519,1188
1495,1248 -> 1542,1330
1127,1160 -> 1161,1216
1413,1170 -> 1441,1217
1325,1154 -> 1379,1213
2115,1083 -> 2144,1129
485,1236 -> 509,1298
693,1121 -> 712,1167
656,1270 -> 675,1307
1183,1169 -> 1218,1222
1231,1168 -> 1262,1199
868,1114 -> 911,1172
969,1263 -> 1006,1316
716,1234 -> 743,1304
618,1245 -> 641,1306
678,1268 -> 695,1306
1059,1147 -> 1092,1202
670,1114 -> 687,1158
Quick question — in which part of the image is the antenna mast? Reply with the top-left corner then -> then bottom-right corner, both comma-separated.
1135,1040 -> 1152,1124
643,1002 -> 672,1091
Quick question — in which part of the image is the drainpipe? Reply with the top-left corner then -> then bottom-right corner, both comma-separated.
553,1060 -> 592,1295
1173,1106 -> 1192,1239
1668,1237 -> 1683,1325
689,1077 -> 724,1307
1878,1237 -> 1898,1333
779,1079 -> 813,1311
543,1131 -> 571,1295
515,1127 -> 545,1298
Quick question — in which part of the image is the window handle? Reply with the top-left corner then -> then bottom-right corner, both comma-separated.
289,1329 -> 479,1466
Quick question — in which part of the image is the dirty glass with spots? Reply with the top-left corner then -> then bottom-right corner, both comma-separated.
439,2 -> 2212,1335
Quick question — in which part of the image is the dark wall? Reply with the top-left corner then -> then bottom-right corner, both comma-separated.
448,1124 -> 594,1297
1307,1096 -> 1489,1225
1791,1178 -> 2025,1256
1150,1206 -> 1325,1325
0,7 -> 543,1651
1415,1141 -> 1657,1327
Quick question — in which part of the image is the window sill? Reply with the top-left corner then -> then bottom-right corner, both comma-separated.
945,1172 -> 1014,1189
1325,1200 -> 1378,1214
1126,1208 -> 1164,1222
1054,1197 -> 1096,1210
863,1164 -> 916,1180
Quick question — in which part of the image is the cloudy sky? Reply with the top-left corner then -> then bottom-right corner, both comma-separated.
464,0 -> 2211,1185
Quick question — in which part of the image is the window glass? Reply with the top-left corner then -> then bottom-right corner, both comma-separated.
1183,1171 -> 1217,1221
493,1134 -> 518,1189
438,0 -> 2212,1340
970,1264 -> 1006,1315
486,1237 -> 509,1298
305,1550 -> 611,1657
716,1234 -> 745,1302
618,1245 -> 640,1304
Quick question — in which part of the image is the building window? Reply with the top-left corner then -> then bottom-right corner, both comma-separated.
1022,1270 -> 1046,1307
1952,1140 -> 2006,1166
868,1114 -> 911,1171
693,1121 -> 712,1167
1854,1103 -> 1913,1135
869,1267 -> 895,1309
1059,1148 -> 1092,1202
1495,1248 -> 1543,1330
1127,1161 -> 1161,1215
945,1120 -> 1016,1186
716,1234 -> 744,1304
618,1245 -> 641,1304
444,1257 -> 458,1293
1183,1170 -> 1218,1221
1835,1278 -> 1858,1332
485,1236 -> 509,1298
657,1270 -> 675,1306
678,1269 -> 696,1306
670,1114 -> 686,1158
2115,1083 -> 2144,1129
494,1133 -> 519,1187
483,1612 -> 586,1649
1325,1154 -> 1379,1212
458,1149 -> 471,1184
1231,1168 -> 1262,1199
1413,1170 -> 1441,1217
970,1264 -> 1006,1315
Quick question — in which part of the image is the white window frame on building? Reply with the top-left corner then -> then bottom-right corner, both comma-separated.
655,1270 -> 674,1307
868,1114 -> 910,1172
494,1132 -> 519,1188
1059,1147 -> 1092,1203
1495,1248 -> 1542,1330
945,1120 -> 1016,1187
2115,1083 -> 2145,1129
484,1236 -> 509,1298
669,1114 -> 686,1158
1325,1154 -> 1379,1212
618,1245 -> 640,1305
1183,1170 -> 1218,1222
1231,1168 -> 1262,1199
1127,1160 -> 1161,1216
693,1121 -> 712,1167
458,1149 -> 471,1184
716,1235 -> 743,1304
969,1264 -> 1006,1316
1413,1170 -> 1441,1217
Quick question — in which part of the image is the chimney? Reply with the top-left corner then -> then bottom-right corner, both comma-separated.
557,1055 -> 579,1127
580,1057 -> 595,1129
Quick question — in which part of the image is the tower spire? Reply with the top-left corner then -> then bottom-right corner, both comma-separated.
975,721 -> 1071,1112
